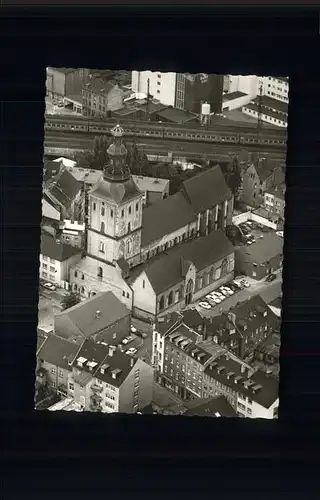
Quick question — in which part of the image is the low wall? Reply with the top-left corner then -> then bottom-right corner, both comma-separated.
232,210 -> 277,230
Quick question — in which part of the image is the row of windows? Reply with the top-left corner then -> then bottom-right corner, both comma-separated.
93,202 -> 139,217
42,256 -> 56,264
42,263 -> 55,272
51,367 -> 64,377
41,271 -> 55,281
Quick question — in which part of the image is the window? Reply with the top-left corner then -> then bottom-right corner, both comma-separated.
99,242 -> 105,253
74,284 -> 78,291
69,382 -> 74,391
74,270 -> 78,278
43,256 -> 48,261
101,222 -> 105,233
93,203 -> 96,211
49,274 -> 55,281
42,263 -> 47,269
121,209 -> 124,217
50,258 -> 55,264
157,90 -> 160,94
128,222 -> 131,232
126,292 -> 129,298
59,369 -> 64,377
129,206 -> 131,215
159,296 -> 165,311
142,280 -> 145,289
50,266 -> 55,272
215,268 -> 221,280
136,203 -> 139,211
111,209 -> 113,217
51,367 -> 56,375
168,291 -> 173,306
97,267 -> 103,278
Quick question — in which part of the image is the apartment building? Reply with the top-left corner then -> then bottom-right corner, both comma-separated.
39,231 -> 83,288
131,71 -> 223,114
205,295 -> 281,358
264,184 -> 286,219
68,340 -> 153,413
241,156 -> 285,208
46,67 -> 90,100
82,77 -> 124,118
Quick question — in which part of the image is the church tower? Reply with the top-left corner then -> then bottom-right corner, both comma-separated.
86,124 -> 144,268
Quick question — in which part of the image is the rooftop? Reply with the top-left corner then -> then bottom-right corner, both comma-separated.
40,231 -> 83,262
83,78 -> 117,96
237,232 -> 283,265
73,340 -> 138,388
181,164 -> 232,214
204,352 -> 279,409
132,230 -> 234,295
90,176 -> 143,205
44,168 -> 82,210
243,102 -> 288,124
43,160 -> 62,182
54,291 -> 130,342
183,395 -> 237,418
252,207 -> 281,223
255,333 -> 281,359
132,175 -> 169,195
265,184 -> 286,200
141,191 -> 196,247
155,107 -> 198,124
66,165 -> 103,185
37,334 -> 80,370
48,397 -> 83,412
223,91 -> 247,101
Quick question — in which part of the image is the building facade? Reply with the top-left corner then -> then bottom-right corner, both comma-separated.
46,67 -> 90,100
82,78 -> 124,118
264,185 -> 286,219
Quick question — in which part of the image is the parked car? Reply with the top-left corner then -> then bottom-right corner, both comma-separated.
42,282 -> 56,291
222,286 -> 234,296
218,288 -> 229,297
207,293 -> 221,304
199,301 -> 211,310
240,278 -> 250,288
122,336 -> 135,345
126,347 -> 137,356
266,273 -> 277,282
130,326 -> 137,334
228,283 -> 239,292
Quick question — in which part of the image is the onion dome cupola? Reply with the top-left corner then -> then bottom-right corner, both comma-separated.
103,124 -> 131,183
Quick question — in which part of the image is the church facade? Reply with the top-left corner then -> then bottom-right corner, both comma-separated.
70,124 -> 235,318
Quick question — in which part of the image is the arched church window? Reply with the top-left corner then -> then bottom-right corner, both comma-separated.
136,203 -> 139,211
221,258 -> 228,276
101,222 -> 105,233
110,209 -> 114,218
168,291 -> 173,306
159,296 -> 165,311
101,207 -> 105,216
128,222 -> 131,232
97,267 -> 103,278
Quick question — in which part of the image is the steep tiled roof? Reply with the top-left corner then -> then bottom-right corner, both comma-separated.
183,395 -> 237,417
141,192 -> 196,247
90,176 -> 142,204
73,340 -> 137,388
40,231 -> 82,261
45,169 -> 82,210
181,165 -> 232,214
54,291 -> 130,341
37,334 -> 80,370
134,230 -> 234,295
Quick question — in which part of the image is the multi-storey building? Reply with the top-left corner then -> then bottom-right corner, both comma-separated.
264,184 -> 286,219
68,340 -> 153,413
131,71 -> 223,114
46,67 -> 90,100
42,167 -> 85,224
205,295 -> 281,358
39,231 -> 83,288
82,78 -> 124,118
54,291 -> 131,345
241,156 -> 285,208
37,336 -> 153,413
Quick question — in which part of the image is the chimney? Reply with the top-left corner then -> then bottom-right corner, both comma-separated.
109,346 -> 115,357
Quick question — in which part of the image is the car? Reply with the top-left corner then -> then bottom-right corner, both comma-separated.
218,288 -> 229,297
222,286 -> 234,296
126,347 -> 137,356
207,294 -> 221,304
130,326 -> 137,334
266,273 -> 277,282
122,335 -> 134,345
241,279 -> 250,287
42,282 -> 56,291
199,301 -> 211,310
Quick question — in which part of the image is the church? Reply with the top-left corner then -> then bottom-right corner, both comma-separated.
70,124 -> 235,321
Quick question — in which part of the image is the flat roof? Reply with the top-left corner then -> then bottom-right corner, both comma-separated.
156,107 -> 198,124
223,91 -> 247,101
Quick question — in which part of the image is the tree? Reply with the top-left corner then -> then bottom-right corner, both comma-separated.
215,156 -> 242,199
61,292 -> 81,311
92,135 -> 112,170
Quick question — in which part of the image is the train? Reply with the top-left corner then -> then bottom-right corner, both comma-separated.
44,114 -> 287,148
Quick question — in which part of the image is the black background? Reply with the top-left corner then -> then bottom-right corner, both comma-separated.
1,5 -> 320,499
